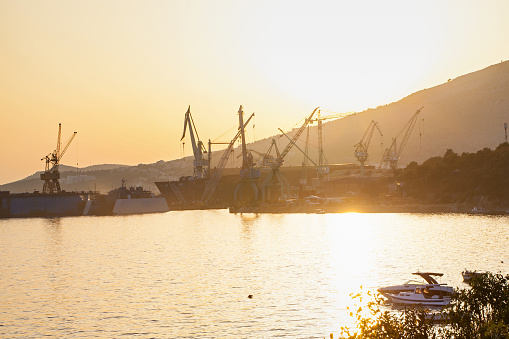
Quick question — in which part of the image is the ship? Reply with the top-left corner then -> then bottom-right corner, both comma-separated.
155,169 -> 240,210
0,190 -> 90,218
106,179 -> 169,215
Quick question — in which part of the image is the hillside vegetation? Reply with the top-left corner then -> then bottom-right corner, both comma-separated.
398,142 -> 509,208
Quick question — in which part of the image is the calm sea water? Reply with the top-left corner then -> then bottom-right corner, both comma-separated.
1,211 -> 508,338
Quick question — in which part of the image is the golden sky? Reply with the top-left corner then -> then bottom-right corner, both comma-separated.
1,0 -> 508,184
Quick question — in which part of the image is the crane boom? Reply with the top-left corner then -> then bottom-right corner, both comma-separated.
59,132 -> 77,162
277,107 -> 319,166
278,128 -> 317,167
381,107 -> 423,170
355,120 -> 382,151
181,106 -> 207,178
397,106 -> 423,158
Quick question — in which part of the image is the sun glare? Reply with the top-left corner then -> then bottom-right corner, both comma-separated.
324,214 -> 380,295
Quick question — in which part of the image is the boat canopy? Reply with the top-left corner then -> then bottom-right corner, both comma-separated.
412,272 -> 443,285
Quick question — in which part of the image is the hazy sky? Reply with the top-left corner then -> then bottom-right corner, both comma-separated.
1,0 -> 508,184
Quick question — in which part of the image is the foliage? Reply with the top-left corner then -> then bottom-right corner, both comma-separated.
442,273 -> 509,338
337,288 -> 440,339
398,143 -> 509,204
332,273 -> 509,339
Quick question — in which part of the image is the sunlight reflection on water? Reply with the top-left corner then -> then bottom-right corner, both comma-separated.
1,211 -> 508,338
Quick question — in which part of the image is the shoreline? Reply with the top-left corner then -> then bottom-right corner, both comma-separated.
229,202 -> 509,215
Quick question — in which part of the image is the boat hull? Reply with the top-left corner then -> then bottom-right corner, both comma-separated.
388,293 -> 451,306
0,191 -> 86,218
112,197 -> 169,215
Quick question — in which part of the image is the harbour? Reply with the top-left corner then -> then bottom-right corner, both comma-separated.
1,211 -> 507,338
2,2 -> 509,337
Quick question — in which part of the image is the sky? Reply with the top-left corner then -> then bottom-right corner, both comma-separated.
1,0 -> 508,185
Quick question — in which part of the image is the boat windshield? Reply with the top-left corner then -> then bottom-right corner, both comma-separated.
403,280 -> 425,285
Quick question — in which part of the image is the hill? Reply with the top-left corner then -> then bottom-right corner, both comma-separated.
254,60 -> 509,169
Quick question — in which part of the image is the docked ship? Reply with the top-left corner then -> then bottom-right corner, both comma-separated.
155,172 -> 238,210
0,190 -> 90,218
106,179 -> 169,215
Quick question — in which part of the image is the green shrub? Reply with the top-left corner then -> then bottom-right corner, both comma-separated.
333,273 -> 509,339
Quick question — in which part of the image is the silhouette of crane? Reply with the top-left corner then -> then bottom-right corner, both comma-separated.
381,107 -> 423,171
309,109 -> 357,184
41,123 -> 77,194
354,120 -> 383,177
201,106 -> 255,204
260,108 -> 319,202
181,106 -> 208,179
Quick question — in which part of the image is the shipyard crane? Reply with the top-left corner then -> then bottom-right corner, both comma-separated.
310,110 -> 357,183
354,120 -> 383,177
261,139 -> 280,167
201,107 -> 255,204
234,105 -> 263,205
278,128 -> 319,197
41,123 -> 77,194
181,106 -> 208,179
301,126 -> 311,185
260,107 -> 319,202
236,148 -> 275,167
278,128 -> 317,168
381,107 -> 424,171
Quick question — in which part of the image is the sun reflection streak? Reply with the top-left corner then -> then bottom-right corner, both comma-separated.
322,213 -> 385,328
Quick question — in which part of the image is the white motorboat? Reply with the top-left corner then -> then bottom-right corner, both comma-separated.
462,269 -> 485,283
387,284 -> 452,306
377,272 -> 453,297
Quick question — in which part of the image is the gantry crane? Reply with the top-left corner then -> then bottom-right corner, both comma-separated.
260,107 -> 319,202
310,110 -> 357,184
201,106 -> 255,204
181,106 -> 208,179
40,123 -> 77,194
381,107 -> 424,171
354,120 -> 383,177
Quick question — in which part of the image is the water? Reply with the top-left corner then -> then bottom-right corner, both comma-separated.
1,211 -> 508,338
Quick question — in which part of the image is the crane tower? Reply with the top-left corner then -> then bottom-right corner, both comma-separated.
309,110 -> 357,185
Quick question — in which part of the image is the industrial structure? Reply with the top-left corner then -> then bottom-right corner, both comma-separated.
381,107 -> 423,171
354,120 -> 383,177
260,107 -> 318,202
40,123 -> 77,194
232,106 -> 262,206
181,106 -> 208,179
309,110 -> 357,184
